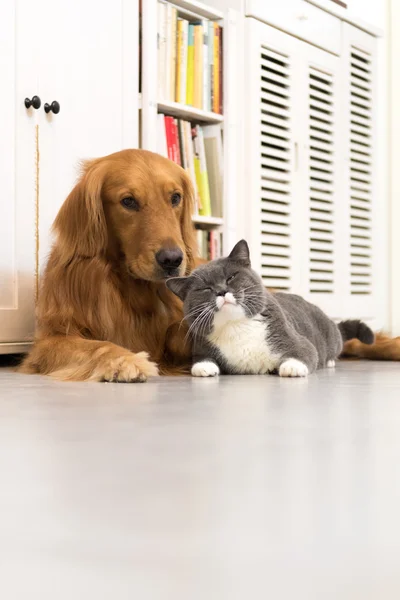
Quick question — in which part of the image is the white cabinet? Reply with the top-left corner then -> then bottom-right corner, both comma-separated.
245,18 -> 381,325
0,0 -> 139,352
0,0 -> 37,349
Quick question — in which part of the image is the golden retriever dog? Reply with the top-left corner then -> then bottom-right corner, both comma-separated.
21,149 -> 197,381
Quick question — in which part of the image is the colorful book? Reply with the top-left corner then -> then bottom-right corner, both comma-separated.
186,24 -> 195,105
192,125 -> 211,216
164,116 -> 174,162
176,19 -> 189,103
219,26 -> 223,113
193,25 -> 203,109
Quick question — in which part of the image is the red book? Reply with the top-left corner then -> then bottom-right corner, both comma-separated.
164,116 -> 174,161
219,28 -> 223,114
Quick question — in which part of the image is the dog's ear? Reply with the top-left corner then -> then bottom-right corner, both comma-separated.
53,159 -> 107,263
180,171 -> 197,274
166,276 -> 193,301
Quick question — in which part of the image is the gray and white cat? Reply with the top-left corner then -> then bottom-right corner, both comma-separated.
166,240 -> 374,378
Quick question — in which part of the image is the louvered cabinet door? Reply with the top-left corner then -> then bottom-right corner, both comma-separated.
299,44 -> 343,317
340,25 -> 380,324
245,20 -> 304,293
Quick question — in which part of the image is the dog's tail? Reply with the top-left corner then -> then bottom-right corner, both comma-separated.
338,319 -> 374,344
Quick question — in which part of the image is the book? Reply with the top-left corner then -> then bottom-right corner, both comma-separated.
219,26 -> 223,113
157,113 -> 168,157
192,125 -> 211,216
186,24 -> 195,106
173,118 -> 181,165
164,116 -> 175,162
170,7 -> 178,101
176,19 -> 189,104
157,1 -> 167,99
208,21 -> 214,113
202,20 -> 209,112
203,124 -> 223,217
183,121 -> 200,214
213,23 -> 220,113
193,25 -> 203,109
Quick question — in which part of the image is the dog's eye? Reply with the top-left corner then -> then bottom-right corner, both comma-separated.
227,273 -> 238,284
121,197 -> 139,211
171,192 -> 182,207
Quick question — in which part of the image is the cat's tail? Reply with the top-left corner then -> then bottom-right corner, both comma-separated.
338,319 -> 374,344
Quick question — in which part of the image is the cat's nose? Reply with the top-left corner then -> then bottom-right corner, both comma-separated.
216,290 -> 227,296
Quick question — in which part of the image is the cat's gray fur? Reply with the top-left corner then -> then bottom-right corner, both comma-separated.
166,240 -> 374,377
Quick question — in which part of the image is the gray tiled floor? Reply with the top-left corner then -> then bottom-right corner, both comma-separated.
1,361 -> 400,599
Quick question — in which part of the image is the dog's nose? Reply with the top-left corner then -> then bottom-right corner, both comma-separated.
156,248 -> 184,271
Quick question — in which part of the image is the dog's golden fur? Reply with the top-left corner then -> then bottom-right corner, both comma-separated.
21,149 -> 196,381
342,333 -> 400,361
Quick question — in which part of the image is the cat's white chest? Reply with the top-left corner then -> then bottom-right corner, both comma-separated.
207,312 -> 278,374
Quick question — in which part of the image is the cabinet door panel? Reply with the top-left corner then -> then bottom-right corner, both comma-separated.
37,0 -> 138,273
245,19 -> 304,294
0,0 -> 37,345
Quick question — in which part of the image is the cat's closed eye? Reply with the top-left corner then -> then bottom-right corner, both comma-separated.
199,287 -> 212,293
227,273 -> 238,284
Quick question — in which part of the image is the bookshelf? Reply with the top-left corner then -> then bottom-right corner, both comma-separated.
141,0 -> 239,260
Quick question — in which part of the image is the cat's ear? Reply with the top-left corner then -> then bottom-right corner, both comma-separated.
229,240 -> 251,267
166,276 -> 192,301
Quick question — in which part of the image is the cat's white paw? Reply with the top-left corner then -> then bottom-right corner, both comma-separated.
327,360 -> 336,368
279,359 -> 309,378
191,361 -> 220,377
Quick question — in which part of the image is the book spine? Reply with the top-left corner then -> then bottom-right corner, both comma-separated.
192,125 -> 203,213
193,25 -> 203,109
171,118 -> 180,164
202,20 -> 208,112
165,116 -> 174,162
208,21 -> 214,114
213,24 -> 220,114
174,118 -> 182,166
157,1 -> 167,99
179,20 -> 188,104
186,25 -> 195,106
170,8 -> 177,101
178,119 -> 186,169
175,19 -> 183,103
197,126 -> 211,216
165,5 -> 173,101
185,122 -> 199,214
219,27 -> 223,114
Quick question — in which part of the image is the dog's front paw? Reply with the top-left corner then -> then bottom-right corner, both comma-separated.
279,359 -> 309,378
191,361 -> 220,377
101,352 -> 159,383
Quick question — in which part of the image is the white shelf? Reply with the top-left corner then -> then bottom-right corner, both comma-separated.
192,215 -> 224,228
158,101 -> 224,123
168,0 -> 223,21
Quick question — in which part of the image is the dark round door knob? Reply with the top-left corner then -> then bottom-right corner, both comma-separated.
44,100 -> 60,114
24,96 -> 41,109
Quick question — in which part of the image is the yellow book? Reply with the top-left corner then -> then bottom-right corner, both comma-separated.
186,24 -> 195,105
193,25 -> 203,109
213,23 -> 220,113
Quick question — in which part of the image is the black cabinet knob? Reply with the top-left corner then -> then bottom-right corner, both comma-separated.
44,101 -> 60,114
24,96 -> 41,109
